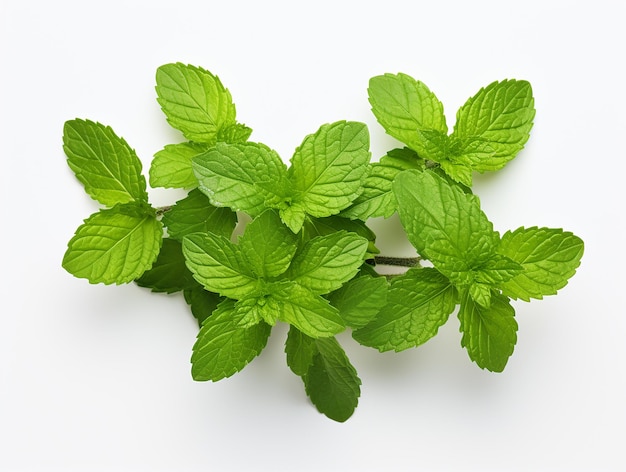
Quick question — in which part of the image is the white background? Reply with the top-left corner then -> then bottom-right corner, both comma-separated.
1,1 -> 624,471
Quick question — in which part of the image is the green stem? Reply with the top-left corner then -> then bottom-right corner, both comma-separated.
373,256 -> 421,267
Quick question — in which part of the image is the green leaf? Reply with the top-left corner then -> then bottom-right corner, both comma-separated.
273,283 -> 345,338
445,135 -> 496,181
285,326 -> 318,376
304,337 -> 361,422
238,210 -> 298,278
288,231 -> 369,295
453,79 -> 535,171
63,119 -> 148,206
458,291 -> 518,372
232,295 -> 272,328
497,227 -> 584,301
393,170 -> 499,282
285,330 -> 361,421
368,73 -> 447,153
149,142 -> 210,189
468,282 -> 493,308
62,203 -> 162,285
192,141 -> 289,215
342,148 -> 423,220
231,279 -> 345,336
217,123 -> 253,144
162,189 -> 237,241
474,253 -> 523,285
304,215 -> 380,258
183,286 -> 222,326
397,130 -> 478,186
135,238 -> 197,293
429,167 -> 474,194
412,129 -> 450,162
182,232 -> 258,299
327,275 -> 388,329
191,300 -> 271,381
278,204 -> 307,233
156,63 -> 237,143
288,121 -> 371,218
438,158 -> 474,187
353,268 -> 457,352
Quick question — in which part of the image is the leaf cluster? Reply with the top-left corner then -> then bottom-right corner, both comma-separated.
62,63 -> 584,421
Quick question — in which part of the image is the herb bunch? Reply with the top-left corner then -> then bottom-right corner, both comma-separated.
62,63 -> 584,422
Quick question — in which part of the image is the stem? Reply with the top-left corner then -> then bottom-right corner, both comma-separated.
155,205 -> 172,217
373,256 -> 422,267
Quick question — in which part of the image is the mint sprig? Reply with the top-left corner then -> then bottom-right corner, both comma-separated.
62,119 -> 163,285
155,63 -> 239,144
182,209 -> 367,338
62,63 -> 584,421
355,169 -> 583,371
192,121 -> 371,232
183,209 -> 368,419
151,63 -> 251,189
365,73 -> 535,188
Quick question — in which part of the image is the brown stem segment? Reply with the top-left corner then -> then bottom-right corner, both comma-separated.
155,206 -> 173,217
